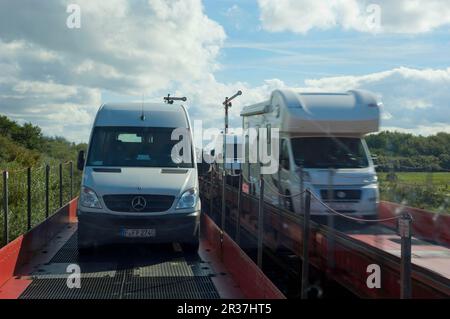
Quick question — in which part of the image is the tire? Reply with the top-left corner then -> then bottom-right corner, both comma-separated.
183,238 -> 200,253
77,226 -> 96,255
364,214 -> 380,222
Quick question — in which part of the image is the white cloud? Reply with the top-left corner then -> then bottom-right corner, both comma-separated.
0,0 -> 225,141
299,67 -> 450,134
0,1 -> 448,143
257,0 -> 450,34
193,67 -> 450,136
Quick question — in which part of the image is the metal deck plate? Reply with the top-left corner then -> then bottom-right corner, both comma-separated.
20,232 -> 220,299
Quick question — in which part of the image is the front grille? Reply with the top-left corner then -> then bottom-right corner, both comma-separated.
103,194 -> 175,213
320,189 -> 361,202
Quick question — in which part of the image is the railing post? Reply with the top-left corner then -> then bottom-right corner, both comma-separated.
235,171 -> 242,244
399,212 -> 413,299
70,161 -> 73,200
209,166 -> 214,214
27,167 -> 32,230
257,173 -> 265,269
2,170 -> 9,245
301,189 -> 311,299
59,163 -> 63,208
45,165 -> 50,218
221,169 -> 226,232
299,166 -> 304,213
327,169 -> 335,270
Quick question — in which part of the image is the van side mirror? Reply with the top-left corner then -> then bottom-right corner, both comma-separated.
77,150 -> 85,171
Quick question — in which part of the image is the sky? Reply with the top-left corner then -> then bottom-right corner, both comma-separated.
0,0 -> 449,142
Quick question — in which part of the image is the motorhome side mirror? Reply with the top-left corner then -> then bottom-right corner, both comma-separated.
197,162 -> 210,177
77,150 -> 85,171
371,154 -> 378,164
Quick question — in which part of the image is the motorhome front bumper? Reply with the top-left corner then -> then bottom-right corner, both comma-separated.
77,210 -> 200,245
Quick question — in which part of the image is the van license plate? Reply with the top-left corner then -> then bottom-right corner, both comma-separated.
121,229 -> 156,238
330,203 -> 354,211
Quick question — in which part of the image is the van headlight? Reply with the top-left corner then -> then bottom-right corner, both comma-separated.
176,188 -> 198,210
80,186 -> 102,209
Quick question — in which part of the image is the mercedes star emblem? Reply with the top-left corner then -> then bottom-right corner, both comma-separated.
336,191 -> 346,199
131,196 -> 147,211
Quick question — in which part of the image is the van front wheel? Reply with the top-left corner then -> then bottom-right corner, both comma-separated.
183,239 -> 200,253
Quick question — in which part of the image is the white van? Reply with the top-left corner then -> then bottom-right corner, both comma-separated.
241,90 -> 380,217
76,102 -> 200,253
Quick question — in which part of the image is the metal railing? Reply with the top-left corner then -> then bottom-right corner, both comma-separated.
201,166 -> 413,299
1,161 -> 77,247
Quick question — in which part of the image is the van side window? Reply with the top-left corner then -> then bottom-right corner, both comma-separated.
280,139 -> 290,170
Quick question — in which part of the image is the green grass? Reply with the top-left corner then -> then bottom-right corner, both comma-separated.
0,163 -> 81,246
378,172 -> 450,213
378,172 -> 450,187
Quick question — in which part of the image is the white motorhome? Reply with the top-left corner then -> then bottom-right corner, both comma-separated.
76,102 -> 200,253
241,90 -> 381,217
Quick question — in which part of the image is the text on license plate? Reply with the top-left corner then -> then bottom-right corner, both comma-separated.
121,229 -> 156,238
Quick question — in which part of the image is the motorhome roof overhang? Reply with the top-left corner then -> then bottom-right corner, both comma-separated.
240,89 -> 381,135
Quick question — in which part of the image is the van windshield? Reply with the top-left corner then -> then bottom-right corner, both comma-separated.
86,127 -> 193,168
291,137 -> 369,169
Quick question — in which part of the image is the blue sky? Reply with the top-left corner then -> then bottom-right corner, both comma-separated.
0,0 -> 449,142
204,0 -> 450,85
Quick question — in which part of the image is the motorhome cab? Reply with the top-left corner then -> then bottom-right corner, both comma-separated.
241,90 -> 381,217
77,102 -> 200,253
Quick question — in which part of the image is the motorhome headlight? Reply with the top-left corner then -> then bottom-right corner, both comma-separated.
363,175 -> 378,184
80,186 -> 102,209
176,188 -> 198,209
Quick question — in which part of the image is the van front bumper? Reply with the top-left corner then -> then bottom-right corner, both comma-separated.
77,210 -> 200,246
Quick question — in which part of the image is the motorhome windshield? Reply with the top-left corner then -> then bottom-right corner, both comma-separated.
86,126 -> 193,168
291,137 -> 369,169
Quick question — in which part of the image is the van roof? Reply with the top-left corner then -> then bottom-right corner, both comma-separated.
95,103 -> 189,128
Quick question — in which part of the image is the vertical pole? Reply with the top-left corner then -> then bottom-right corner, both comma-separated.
27,167 -> 32,230
221,169 -> 226,232
59,163 -> 63,208
236,172 -> 243,244
400,212 -> 412,299
327,169 -> 335,270
2,171 -> 9,245
45,165 -> 50,218
257,173 -> 265,269
299,166 -> 304,213
221,99 -> 229,233
301,190 -> 311,299
70,161 -> 73,200
209,166 -> 214,214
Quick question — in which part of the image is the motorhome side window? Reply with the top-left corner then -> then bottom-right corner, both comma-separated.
87,126 -> 193,168
280,139 -> 290,170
